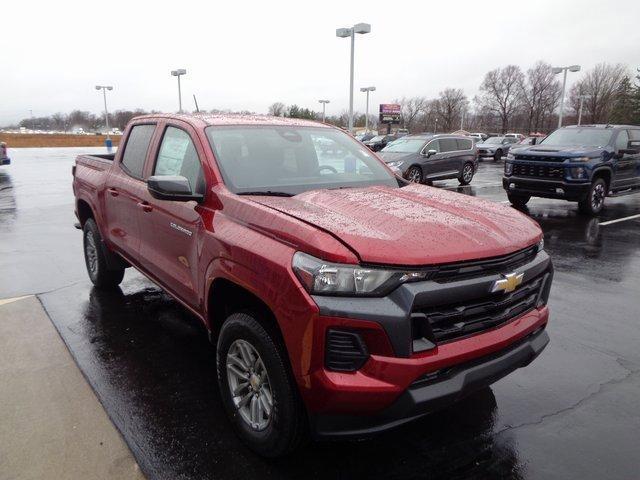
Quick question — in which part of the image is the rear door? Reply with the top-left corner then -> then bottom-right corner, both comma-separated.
455,137 -> 475,172
613,130 -> 634,188
436,137 -> 462,177
103,123 -> 156,258
137,122 -> 207,309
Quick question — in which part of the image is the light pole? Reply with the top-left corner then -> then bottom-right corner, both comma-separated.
318,100 -> 330,123
336,23 -> 371,134
95,85 -> 113,141
360,86 -> 376,132
553,65 -> 581,128
171,69 -> 187,113
577,94 -> 588,125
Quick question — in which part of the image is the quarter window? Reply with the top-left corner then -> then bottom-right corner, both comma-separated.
121,124 -> 155,178
155,127 -> 204,194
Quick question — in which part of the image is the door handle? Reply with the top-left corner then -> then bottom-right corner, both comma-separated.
107,187 -> 119,197
138,201 -> 153,213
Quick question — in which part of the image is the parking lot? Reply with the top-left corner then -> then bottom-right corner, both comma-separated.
1,147 -> 640,479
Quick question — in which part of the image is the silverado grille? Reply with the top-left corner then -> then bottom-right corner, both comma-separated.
412,273 -> 545,344
512,164 -> 564,179
515,154 -> 567,163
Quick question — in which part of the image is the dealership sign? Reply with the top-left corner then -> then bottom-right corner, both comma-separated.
379,104 -> 401,124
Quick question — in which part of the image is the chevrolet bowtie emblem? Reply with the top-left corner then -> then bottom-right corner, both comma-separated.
492,272 -> 524,293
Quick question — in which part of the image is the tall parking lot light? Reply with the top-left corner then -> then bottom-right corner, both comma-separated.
171,69 -> 187,113
553,65 -> 581,128
360,86 -> 376,132
577,94 -> 589,125
95,85 -> 113,141
318,99 -> 330,123
336,23 -> 371,134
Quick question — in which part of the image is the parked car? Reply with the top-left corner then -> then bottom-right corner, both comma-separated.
355,132 -> 375,142
477,136 -> 519,161
0,142 -> 10,165
509,136 -> 546,155
504,124 -> 640,215
363,134 -> 397,151
470,132 -> 488,142
396,128 -> 410,136
73,114 -> 552,457
379,134 -> 478,185
505,133 -> 525,141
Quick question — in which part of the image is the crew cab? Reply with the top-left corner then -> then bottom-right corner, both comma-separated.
73,114 -> 553,457
503,125 -> 640,215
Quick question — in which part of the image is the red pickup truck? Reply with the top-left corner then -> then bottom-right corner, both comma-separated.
72,114 -> 553,457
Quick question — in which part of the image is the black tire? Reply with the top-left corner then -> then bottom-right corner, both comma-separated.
216,312 -> 307,457
578,178 -> 607,216
494,149 -> 503,162
507,192 -> 531,208
83,219 -> 124,288
458,162 -> 475,185
405,165 -> 423,184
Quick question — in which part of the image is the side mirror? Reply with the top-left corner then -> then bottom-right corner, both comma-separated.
147,175 -> 204,202
424,149 -> 437,157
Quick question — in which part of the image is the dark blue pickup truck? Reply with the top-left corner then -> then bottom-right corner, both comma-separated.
503,125 -> 640,215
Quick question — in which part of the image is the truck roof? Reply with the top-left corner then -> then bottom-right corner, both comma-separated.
132,113 -> 331,129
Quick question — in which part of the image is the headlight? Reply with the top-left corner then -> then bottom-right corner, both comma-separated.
571,156 -> 592,162
505,162 -> 513,175
537,238 -> 544,252
506,153 -> 515,160
292,252 -> 432,296
570,167 -> 587,179
386,160 -> 404,168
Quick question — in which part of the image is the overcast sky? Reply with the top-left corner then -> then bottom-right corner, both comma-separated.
2,0 -> 639,125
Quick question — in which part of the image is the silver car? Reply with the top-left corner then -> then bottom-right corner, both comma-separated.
476,136 -> 519,161
378,134 -> 478,185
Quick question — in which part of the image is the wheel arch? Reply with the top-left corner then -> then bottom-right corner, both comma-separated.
591,167 -> 613,191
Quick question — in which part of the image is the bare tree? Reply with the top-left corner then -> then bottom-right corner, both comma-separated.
519,62 -> 561,133
478,65 -> 524,133
435,88 -> 468,132
268,102 -> 286,117
396,97 -> 427,132
568,63 -> 628,124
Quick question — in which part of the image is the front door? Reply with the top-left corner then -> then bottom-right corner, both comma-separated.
137,124 -> 207,309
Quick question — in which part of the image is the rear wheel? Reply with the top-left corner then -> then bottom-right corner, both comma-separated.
83,219 -> 124,288
507,192 -> 531,208
217,312 -> 306,457
458,163 -> 474,185
494,149 -> 503,162
405,165 -> 423,184
578,178 -> 607,216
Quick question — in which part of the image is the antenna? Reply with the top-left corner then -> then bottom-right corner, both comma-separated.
193,94 -> 200,113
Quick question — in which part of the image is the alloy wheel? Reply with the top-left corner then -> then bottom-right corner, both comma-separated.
406,167 -> 422,183
591,183 -> 605,211
85,231 -> 98,277
226,339 -> 273,431
462,164 -> 473,183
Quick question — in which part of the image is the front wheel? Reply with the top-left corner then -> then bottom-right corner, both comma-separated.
578,178 -> 607,215
507,192 -> 531,208
405,165 -> 423,183
458,163 -> 474,185
83,219 -> 124,288
217,312 -> 307,457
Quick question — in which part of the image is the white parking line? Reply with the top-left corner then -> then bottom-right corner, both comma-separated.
599,214 -> 640,226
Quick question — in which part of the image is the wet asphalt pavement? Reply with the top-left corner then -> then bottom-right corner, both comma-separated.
1,148 -> 640,479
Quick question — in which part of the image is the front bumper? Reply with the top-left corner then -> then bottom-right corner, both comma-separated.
311,325 -> 548,438
503,176 -> 591,200
300,250 -> 553,437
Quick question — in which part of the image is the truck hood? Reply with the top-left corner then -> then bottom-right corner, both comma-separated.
514,145 -> 604,157
249,185 -> 541,266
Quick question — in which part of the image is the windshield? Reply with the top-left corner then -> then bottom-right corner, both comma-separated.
206,126 -> 398,195
540,128 -> 613,147
484,137 -> 505,144
381,138 -> 426,153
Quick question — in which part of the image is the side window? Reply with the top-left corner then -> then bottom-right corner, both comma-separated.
155,127 -> 204,194
627,130 -> 640,141
121,124 -> 155,178
456,138 -> 472,150
439,138 -> 458,152
424,139 -> 440,153
615,130 -> 629,151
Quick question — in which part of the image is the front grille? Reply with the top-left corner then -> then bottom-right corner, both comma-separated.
431,245 -> 537,282
515,154 -> 567,162
512,163 -> 564,179
325,329 -> 369,372
478,149 -> 489,154
413,274 -> 545,344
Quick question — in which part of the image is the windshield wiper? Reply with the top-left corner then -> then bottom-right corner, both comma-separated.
237,191 -> 295,197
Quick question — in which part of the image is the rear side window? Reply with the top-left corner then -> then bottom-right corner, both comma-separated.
615,130 -> 629,151
121,124 -> 155,178
628,130 -> 640,141
439,138 -> 458,152
154,127 -> 204,194
456,138 -> 472,150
